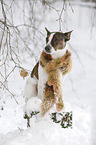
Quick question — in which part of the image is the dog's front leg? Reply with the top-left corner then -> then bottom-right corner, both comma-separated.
41,84 -> 56,116
47,69 -> 64,112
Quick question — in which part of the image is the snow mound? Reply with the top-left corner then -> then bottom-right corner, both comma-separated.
24,96 -> 72,117
0,103 -> 91,145
24,97 -> 41,116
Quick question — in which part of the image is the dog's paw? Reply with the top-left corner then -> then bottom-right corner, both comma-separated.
64,51 -> 71,60
47,80 -> 53,86
56,102 -> 64,112
47,80 -> 55,87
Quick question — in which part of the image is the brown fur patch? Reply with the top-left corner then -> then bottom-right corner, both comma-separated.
40,51 -> 72,115
40,51 -> 52,67
44,51 -> 72,74
47,69 -> 64,111
51,32 -> 64,50
41,84 -> 56,116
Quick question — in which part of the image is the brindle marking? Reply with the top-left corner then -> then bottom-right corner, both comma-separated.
51,32 -> 65,50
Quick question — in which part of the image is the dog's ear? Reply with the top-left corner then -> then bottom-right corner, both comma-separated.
45,27 -> 51,36
45,27 -> 51,44
64,30 -> 73,41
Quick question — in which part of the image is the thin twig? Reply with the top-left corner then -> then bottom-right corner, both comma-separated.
68,0 -> 74,13
57,0 -> 66,31
0,81 -> 19,104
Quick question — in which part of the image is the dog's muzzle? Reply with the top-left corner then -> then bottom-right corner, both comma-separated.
45,45 -> 52,53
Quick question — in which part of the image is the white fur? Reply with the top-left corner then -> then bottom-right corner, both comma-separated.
47,33 -> 54,45
24,62 -> 48,102
38,63 -> 48,100
51,44 -> 69,59
24,77 -> 37,103
24,97 -> 41,116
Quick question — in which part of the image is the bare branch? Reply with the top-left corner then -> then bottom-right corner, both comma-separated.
1,0 -> 7,23
0,81 -> 19,104
56,0 -> 66,31
68,0 -> 74,13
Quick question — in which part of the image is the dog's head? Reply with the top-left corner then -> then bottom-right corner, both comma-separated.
45,28 -> 72,56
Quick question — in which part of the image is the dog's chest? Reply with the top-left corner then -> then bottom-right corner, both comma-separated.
51,44 -> 69,59
38,45 -> 69,99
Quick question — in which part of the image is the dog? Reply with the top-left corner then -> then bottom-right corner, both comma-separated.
24,28 -> 72,116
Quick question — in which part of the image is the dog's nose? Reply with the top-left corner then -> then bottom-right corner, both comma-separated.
45,45 -> 52,53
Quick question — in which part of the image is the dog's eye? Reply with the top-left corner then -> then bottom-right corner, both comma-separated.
54,38 -> 58,41
54,38 -> 58,42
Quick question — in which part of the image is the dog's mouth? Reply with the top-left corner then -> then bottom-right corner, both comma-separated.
45,43 -> 69,59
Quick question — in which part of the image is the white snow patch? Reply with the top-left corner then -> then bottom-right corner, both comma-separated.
24,97 -> 41,116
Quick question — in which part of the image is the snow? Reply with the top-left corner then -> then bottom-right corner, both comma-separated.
0,1 -> 96,145
0,102 -> 91,145
24,97 -> 41,116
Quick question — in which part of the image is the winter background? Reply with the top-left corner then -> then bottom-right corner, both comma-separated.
0,0 -> 96,145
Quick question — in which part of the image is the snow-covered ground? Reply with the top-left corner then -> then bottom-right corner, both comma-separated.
0,1 -> 96,145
